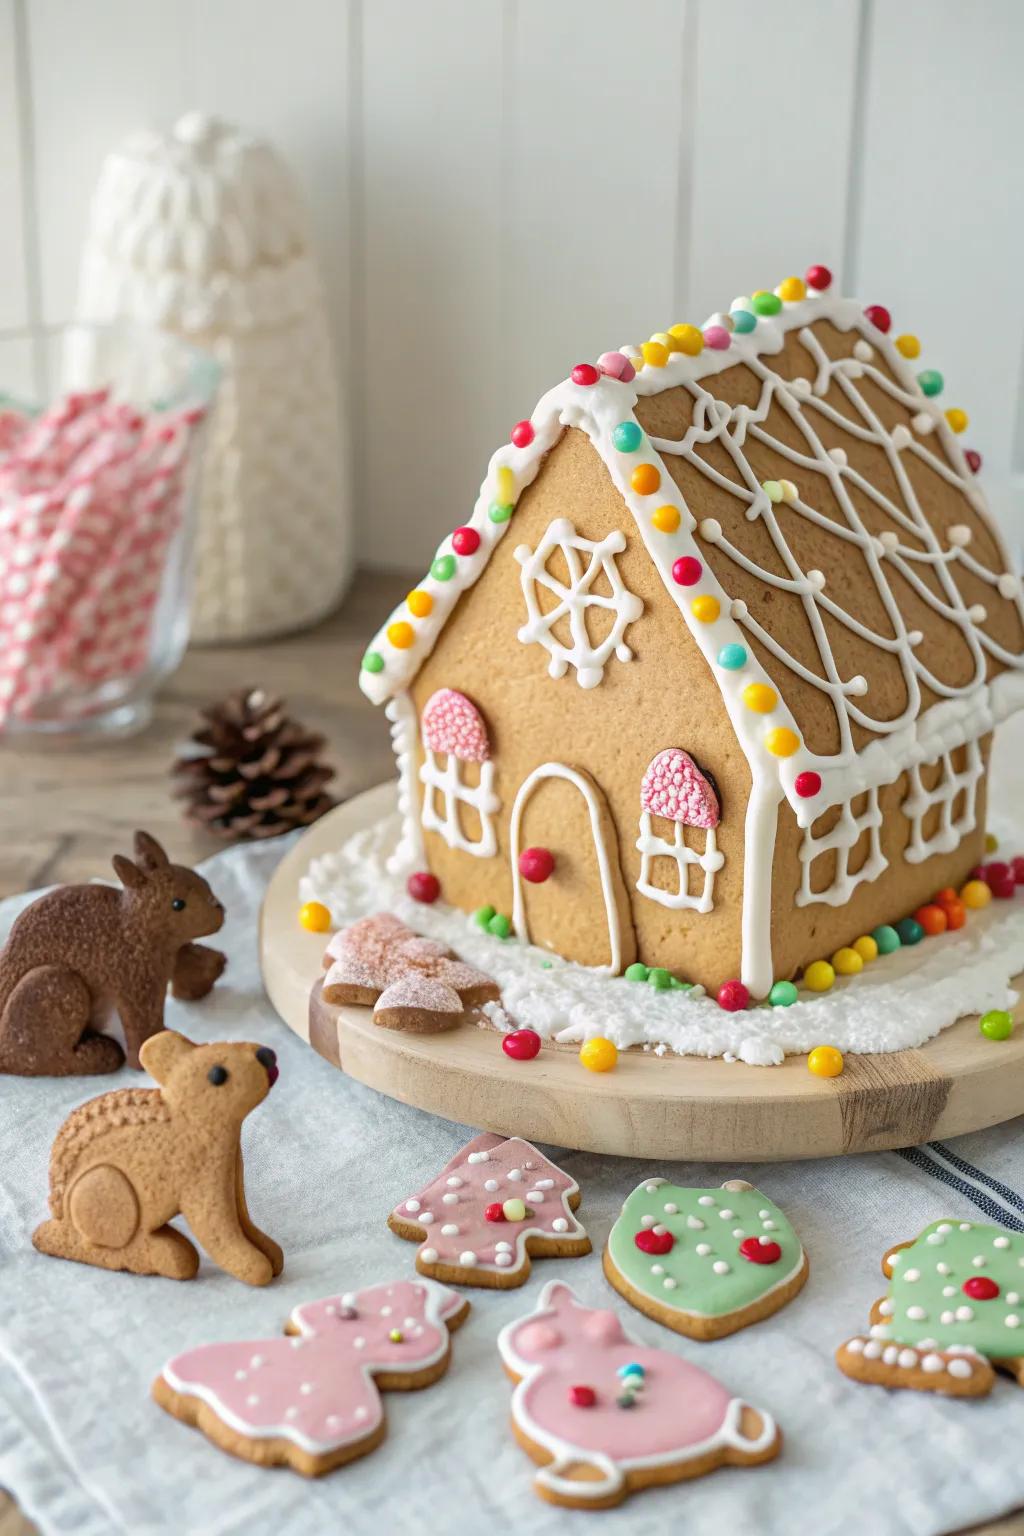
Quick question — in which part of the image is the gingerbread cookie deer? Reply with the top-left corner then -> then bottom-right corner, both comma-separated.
33,1031 -> 283,1285
0,830 -> 226,1076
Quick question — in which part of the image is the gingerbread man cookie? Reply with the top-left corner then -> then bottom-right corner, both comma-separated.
836,1218 -> 1024,1397
154,1278 -> 469,1475
498,1280 -> 781,1509
321,913 -> 498,1031
388,1132 -> 590,1288
604,1178 -> 807,1339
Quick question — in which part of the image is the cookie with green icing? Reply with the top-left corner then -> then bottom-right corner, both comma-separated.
603,1178 -> 808,1339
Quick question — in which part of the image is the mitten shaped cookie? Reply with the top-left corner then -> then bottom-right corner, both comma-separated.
320,912 -> 498,1032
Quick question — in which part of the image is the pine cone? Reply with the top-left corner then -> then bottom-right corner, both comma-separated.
171,687 -> 336,841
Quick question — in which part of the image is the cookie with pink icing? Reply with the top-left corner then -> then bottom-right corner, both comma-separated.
153,1278 -> 469,1476
498,1280 -> 781,1508
320,912 -> 498,1031
388,1132 -> 590,1288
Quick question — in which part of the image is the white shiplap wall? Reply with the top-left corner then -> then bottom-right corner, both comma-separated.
1,0 -> 1022,568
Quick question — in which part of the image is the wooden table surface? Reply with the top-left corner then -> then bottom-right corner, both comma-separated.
0,568 -> 1021,1536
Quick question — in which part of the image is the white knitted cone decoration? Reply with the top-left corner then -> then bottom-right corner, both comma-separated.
75,112 -> 352,643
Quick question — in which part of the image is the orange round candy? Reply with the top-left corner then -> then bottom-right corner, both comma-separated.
942,899 -> 967,931
933,886 -> 959,908
913,903 -> 948,937
631,463 -> 661,496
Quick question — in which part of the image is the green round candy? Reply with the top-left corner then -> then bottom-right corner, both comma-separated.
895,917 -> 924,946
917,369 -> 944,397
624,963 -> 650,982
431,554 -> 457,581
768,979 -> 798,1007
539,959 -> 553,970
871,924 -> 901,954
752,292 -> 782,316
488,500 -> 513,523
980,1009 -> 1013,1041
473,905 -> 496,929
487,912 -> 512,939
362,651 -> 385,674
612,421 -> 643,453
648,967 -> 673,990
669,977 -> 692,990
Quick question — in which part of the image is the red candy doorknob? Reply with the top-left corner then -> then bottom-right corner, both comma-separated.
739,1236 -> 782,1265
518,847 -> 555,883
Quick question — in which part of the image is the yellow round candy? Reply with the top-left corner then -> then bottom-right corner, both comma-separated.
831,946 -> 863,977
808,1044 -> 844,1078
691,595 -> 721,623
580,1036 -> 618,1073
496,466 -> 515,503
985,832 -> 998,853
777,276 -> 807,303
945,407 -> 968,434
299,900 -> 332,933
960,879 -> 992,910
742,682 -> 778,714
765,726 -> 800,758
668,324 -> 703,356
387,621 -> 414,649
649,332 -> 674,351
895,333 -> 921,359
803,960 -> 836,993
651,504 -> 680,534
641,340 -> 669,368
779,479 -> 799,504
852,934 -> 878,964
407,589 -> 433,618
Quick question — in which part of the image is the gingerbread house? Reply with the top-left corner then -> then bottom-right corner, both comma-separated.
359,268 -> 1024,998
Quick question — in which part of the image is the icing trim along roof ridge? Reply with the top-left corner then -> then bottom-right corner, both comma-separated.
360,268 -> 1024,828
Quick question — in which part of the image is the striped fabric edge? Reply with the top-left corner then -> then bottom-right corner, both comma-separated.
894,1142 -> 1024,1232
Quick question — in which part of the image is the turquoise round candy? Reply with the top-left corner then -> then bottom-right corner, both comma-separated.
473,905 -> 496,929
362,651 -> 385,674
624,963 -> 650,983
648,967 -> 673,990
488,913 -> 512,939
488,500 -> 513,523
980,1009 -> 1013,1041
612,421 -> 643,453
431,554 -> 457,581
732,308 -> 757,334
717,643 -> 747,670
917,369 -> 944,397
895,917 -> 924,946
871,924 -> 901,954
617,1362 -> 645,1380
769,979 -> 798,1007
752,292 -> 782,316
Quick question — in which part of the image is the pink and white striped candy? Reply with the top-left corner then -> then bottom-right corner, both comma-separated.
421,688 -> 491,762
640,747 -> 720,829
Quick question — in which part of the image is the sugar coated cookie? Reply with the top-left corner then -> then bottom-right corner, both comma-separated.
321,912 -> 498,1031
603,1178 -> 807,1339
498,1279 -> 781,1508
388,1131 -> 590,1288
154,1278 -> 469,1476
836,1218 -> 1024,1396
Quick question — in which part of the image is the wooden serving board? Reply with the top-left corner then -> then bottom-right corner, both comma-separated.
259,785 -> 1024,1161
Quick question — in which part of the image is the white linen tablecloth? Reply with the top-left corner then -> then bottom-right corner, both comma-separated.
1,834 -> 1023,1536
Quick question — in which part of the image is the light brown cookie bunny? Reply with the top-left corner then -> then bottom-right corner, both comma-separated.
33,1031 -> 283,1285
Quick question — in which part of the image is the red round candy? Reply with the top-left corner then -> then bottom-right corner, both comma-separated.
671,556 -> 702,586
634,1227 -> 674,1256
518,846 -> 555,883
1012,856 -> 1024,885
863,304 -> 891,333
805,264 -> 832,291
568,1385 -> 596,1408
984,861 -> 1010,884
511,420 -> 535,448
962,1275 -> 1000,1301
990,876 -> 1016,900
407,871 -> 440,904
452,526 -> 480,557
571,364 -> 599,386
484,1202 -> 506,1223
964,448 -> 982,474
502,1028 -> 542,1062
717,979 -> 749,1013
740,1236 -> 782,1265
794,770 -> 822,799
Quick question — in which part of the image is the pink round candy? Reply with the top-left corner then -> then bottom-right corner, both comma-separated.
511,420 -> 534,449
597,351 -> 637,384
703,326 -> 731,351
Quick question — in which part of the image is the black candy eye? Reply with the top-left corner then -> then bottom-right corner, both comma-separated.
172,898 -> 186,911
208,1065 -> 229,1085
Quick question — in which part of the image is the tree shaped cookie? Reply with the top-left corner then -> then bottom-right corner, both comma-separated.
836,1219 -> 1024,1398
604,1178 -> 808,1339
498,1279 -> 781,1509
320,913 -> 499,1032
388,1132 -> 590,1288
154,1278 -> 469,1476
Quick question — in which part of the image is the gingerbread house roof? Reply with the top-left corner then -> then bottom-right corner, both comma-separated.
359,270 -> 1024,828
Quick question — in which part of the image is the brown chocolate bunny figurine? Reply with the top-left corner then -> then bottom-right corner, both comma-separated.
0,831 -> 226,1077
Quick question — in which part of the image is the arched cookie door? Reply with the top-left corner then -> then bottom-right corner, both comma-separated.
509,763 -> 636,974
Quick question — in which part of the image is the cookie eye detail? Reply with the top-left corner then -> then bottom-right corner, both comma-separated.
207,1065 -> 229,1086
172,898 -> 186,911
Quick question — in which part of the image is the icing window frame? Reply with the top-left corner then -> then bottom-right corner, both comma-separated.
902,738 -> 983,865
418,688 -> 501,860
796,787 -> 887,908
634,747 -> 724,915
